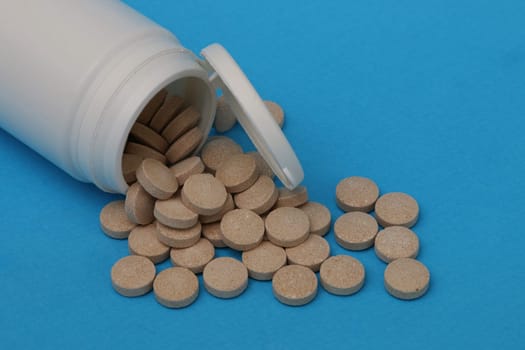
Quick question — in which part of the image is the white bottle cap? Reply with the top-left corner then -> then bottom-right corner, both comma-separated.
200,43 -> 304,189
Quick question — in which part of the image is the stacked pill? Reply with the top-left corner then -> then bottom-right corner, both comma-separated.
102,93 -> 430,309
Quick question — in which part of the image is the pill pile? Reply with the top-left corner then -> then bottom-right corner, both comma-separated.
101,91 -> 430,308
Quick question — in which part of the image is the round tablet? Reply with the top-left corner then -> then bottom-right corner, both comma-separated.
242,241 -> 287,280
162,106 -> 201,144
203,257 -> 248,299
335,176 -> 379,212
234,175 -> 278,215
384,258 -> 430,300
100,200 -> 136,239
129,122 -> 168,153
275,185 -> 308,208
272,265 -> 317,306
216,154 -> 259,193
154,196 -> 198,229
285,235 -> 330,272
220,209 -> 265,251
374,226 -> 419,263
334,212 -> 378,251
149,95 -> 185,133
265,207 -> 310,248
213,96 -> 237,133
200,136 -> 243,173
136,158 -> 178,200
181,173 -> 228,216
299,202 -> 331,236
125,182 -> 155,225
202,222 -> 227,248
121,153 -> 143,184
247,151 -> 274,179
111,255 -> 156,297
170,238 -> 215,273
125,142 -> 167,164
128,224 -> 170,264
200,193 -> 235,224
319,255 -> 365,296
165,127 -> 204,164
264,100 -> 284,128
153,267 -> 199,308
375,192 -> 419,228
136,88 -> 167,124
170,156 -> 205,185
156,221 -> 202,249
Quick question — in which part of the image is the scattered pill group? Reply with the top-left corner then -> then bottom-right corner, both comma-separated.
101,91 -> 430,309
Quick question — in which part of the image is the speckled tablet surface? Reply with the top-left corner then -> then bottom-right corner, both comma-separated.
100,200 -> 136,239
165,127 -> 203,164
200,136 -> 243,173
170,156 -> 205,185
170,238 -> 215,273
220,209 -> 265,251
247,151 -> 274,179
275,185 -> 308,208
125,142 -> 167,164
128,224 -> 170,264
203,257 -> 248,299
153,267 -> 199,308
111,255 -> 156,298
272,265 -> 318,306
375,192 -> 419,228
214,96 -> 237,133
299,202 -> 331,236
162,106 -> 201,144
234,175 -> 278,215
374,226 -> 420,263
129,122 -> 168,153
335,176 -> 379,212
154,196 -> 198,229
215,154 -> 258,193
319,255 -> 365,296
181,173 -> 228,216
241,241 -> 287,280
136,158 -> 178,200
125,182 -> 156,225
334,212 -> 379,251
149,95 -> 185,133
122,153 -> 144,184
265,207 -> 310,247
155,221 -> 202,249
199,193 -> 234,224
384,258 -> 430,300
285,235 -> 330,272
136,89 -> 167,124
201,222 -> 227,248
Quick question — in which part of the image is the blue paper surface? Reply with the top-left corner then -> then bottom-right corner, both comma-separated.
1,1 -> 524,348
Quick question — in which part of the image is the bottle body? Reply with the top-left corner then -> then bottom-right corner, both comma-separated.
0,0 -> 215,193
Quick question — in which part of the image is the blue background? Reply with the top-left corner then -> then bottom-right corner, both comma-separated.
1,0 -> 524,349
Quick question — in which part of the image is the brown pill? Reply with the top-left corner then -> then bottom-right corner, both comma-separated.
170,238 -> 215,273
128,224 -> 170,264
285,235 -> 330,272
149,95 -> 185,133
165,127 -> 204,164
125,142 -> 167,164
122,153 -> 143,184
125,182 -> 155,225
153,267 -> 199,308
334,212 -> 379,251
374,226 -> 419,263
220,209 -> 265,251
129,122 -> 169,153
181,173 -> 228,216
136,158 -> 179,200
234,175 -> 278,215
375,192 -> 419,228
248,151 -> 274,179
384,258 -> 430,300
200,193 -> 234,224
265,207 -> 310,248
162,106 -> 201,144
154,196 -> 198,229
336,176 -> 379,212
100,200 -> 136,239
272,265 -> 318,306
170,156 -> 205,185
320,255 -> 365,296
214,96 -> 237,133
136,89 -> 167,124
216,154 -> 259,193
242,241 -> 287,280
111,255 -> 156,297
203,257 -> 248,299
275,185 -> 308,208
264,100 -> 285,128
156,221 -> 202,249
200,136 -> 243,173
202,222 -> 227,248
299,202 -> 331,236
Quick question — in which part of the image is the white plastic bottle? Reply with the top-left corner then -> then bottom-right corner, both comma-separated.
0,0 -> 303,194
